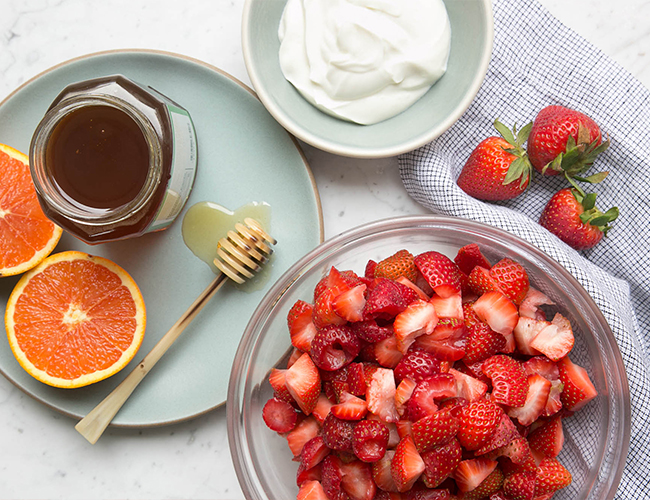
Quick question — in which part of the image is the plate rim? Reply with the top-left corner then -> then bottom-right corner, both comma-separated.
0,48 -> 324,427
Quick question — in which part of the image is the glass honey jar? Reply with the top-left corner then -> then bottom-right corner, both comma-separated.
29,75 -> 198,244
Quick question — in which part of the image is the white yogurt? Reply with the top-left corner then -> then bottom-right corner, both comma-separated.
278,0 -> 452,125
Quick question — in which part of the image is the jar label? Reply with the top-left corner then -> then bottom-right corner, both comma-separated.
148,103 -> 198,232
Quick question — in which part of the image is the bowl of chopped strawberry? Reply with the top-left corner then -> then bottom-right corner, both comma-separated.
227,216 -> 630,500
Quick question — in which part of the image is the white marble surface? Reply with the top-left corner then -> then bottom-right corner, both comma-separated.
0,1 -> 648,498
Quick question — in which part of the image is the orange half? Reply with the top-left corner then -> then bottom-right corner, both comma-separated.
5,251 -> 146,388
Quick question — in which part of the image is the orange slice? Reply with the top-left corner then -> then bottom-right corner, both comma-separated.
0,144 -> 62,277
5,251 -> 146,388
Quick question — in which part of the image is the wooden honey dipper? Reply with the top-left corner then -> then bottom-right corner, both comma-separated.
75,218 -> 276,444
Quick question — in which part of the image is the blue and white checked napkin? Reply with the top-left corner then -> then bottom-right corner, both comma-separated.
399,0 -> 650,497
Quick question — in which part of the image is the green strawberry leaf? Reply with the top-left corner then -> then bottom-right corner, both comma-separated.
574,171 -> 609,184
494,119 -> 516,146
582,192 -> 597,211
516,122 -> 533,146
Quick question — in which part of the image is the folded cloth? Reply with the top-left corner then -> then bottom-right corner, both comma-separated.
399,0 -> 650,497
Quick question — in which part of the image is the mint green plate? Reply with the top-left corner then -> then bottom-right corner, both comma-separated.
0,50 -> 323,427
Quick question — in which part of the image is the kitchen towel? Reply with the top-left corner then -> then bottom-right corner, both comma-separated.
399,0 -> 650,497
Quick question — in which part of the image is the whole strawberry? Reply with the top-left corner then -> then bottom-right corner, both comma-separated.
539,187 -> 618,250
457,120 -> 533,201
527,105 -> 609,178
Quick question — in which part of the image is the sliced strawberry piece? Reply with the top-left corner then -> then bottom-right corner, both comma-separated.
352,319 -> 394,343
313,288 -> 348,328
414,251 -> 463,298
352,419 -> 390,463
519,288 -> 554,320
507,374 -> 552,426
467,266 -> 503,296
405,377 -> 442,422
413,334 -> 466,362
448,368 -> 488,402
429,292 -> 463,319
482,355 -> 529,407
394,349 -> 441,384
438,397 -> 469,419
458,400 -> 503,451
391,435 -> 426,492
420,438 -> 462,488
474,412 -> 519,456
262,397 -> 298,433
557,356 -> 597,411
297,480 -> 328,500
428,316 -> 465,341
321,454 -> 348,500
288,299 -> 318,352
453,457 -> 498,493
365,260 -> 377,279
296,464 -> 322,487
503,470 -> 536,500
375,249 -> 418,282
406,486 -> 451,500
460,466 -> 504,500
287,347 -> 303,368
523,356 -> 560,381
364,278 -> 411,320
411,409 -> 460,453
396,419 -> 413,440
462,301 -> 482,329
287,416 -> 321,457
340,460 -> 377,500
310,324 -> 361,372
395,276 -> 431,301
543,379 -> 564,417
513,317 -> 547,356
485,437 -> 537,472
300,435 -> 331,470
528,415 -> 564,458
374,335 -> 404,369
454,244 -> 491,275
529,313 -> 574,362
395,378 -> 418,416
268,367 -> 293,403
333,283 -> 368,322
534,457 -> 572,496
489,257 -> 530,305
331,391 -> 368,421
472,291 -> 519,336
322,412 -> 355,452
394,300 -> 439,353
312,393 -> 334,424
372,450 -> 399,493
314,267 -> 361,301
286,352 -> 322,415
463,322 -> 506,364
367,367 -> 400,423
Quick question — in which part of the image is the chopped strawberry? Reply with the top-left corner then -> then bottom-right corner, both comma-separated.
331,391 -> 368,421
489,258 -> 530,305
310,324 -> 361,372
467,266 -> 503,297
453,458 -> 498,493
333,284 -> 368,322
287,416 -> 321,457
438,397 -> 469,419
313,288 -> 348,328
429,292 -> 463,319
463,322 -> 506,364
449,368 -> 488,402
405,376 -> 444,422
459,466 -> 504,500
365,260 -> 377,279
413,334 -> 466,362
352,319 -> 394,343
411,409 -> 460,453
503,470 -> 536,500
321,454 -> 348,500
529,313 -> 574,362
352,419 -> 390,463
340,460 -> 377,500
406,486 -> 451,500
534,457 -> 572,496
396,419 -> 413,439
507,374 -> 552,426
519,288 -> 554,320
364,278 -> 412,320
372,450 -> 400,493
462,301 -> 482,329
312,393 -> 334,424
314,267 -> 361,301
300,435 -> 331,470
269,367 -> 293,403
543,379 -> 564,417
394,349 -> 441,384
374,335 -> 404,369
395,378 -> 418,416
367,367 -> 400,423
391,435 -> 426,492
513,317 -> 547,356
286,352 -> 322,415
428,316 -> 465,341
322,412 -> 355,452
528,415 -> 564,458
296,464 -> 322,486
420,438 -> 462,488
475,412 -> 519,455
288,299 -> 318,352
395,276 -> 431,301
523,356 -> 560,381
454,244 -> 491,275
262,397 -> 298,433
458,400 -> 503,451
394,300 -> 439,353
472,291 -> 519,336
454,360 -> 490,386
486,437 -> 537,472
297,480 -> 328,500
375,250 -> 418,282
482,355 -> 529,407
414,251 -> 463,298
557,356 -> 597,411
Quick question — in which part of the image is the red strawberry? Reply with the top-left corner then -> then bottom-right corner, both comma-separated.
482,355 -> 529,407
310,324 -> 361,372
519,288 -> 554,320
394,349 -> 441,384
407,486 -> 452,500
507,374 -> 552,426
472,291 -> 519,336
486,437 -> 537,471
426,317 -> 465,342
321,455 -> 348,500
543,379 -> 564,417
529,313 -> 575,361
429,293 -> 463,319
340,460 -> 377,500
322,412 -> 355,452
527,105 -> 608,176
489,258 -> 530,305
458,400 -> 503,451
463,322 -> 506,364
288,300 -> 318,352
462,302 -> 482,329
474,412 -> 519,455
414,251 -> 463,298
394,300 -> 439,353
454,244 -> 491,275
296,464 -> 322,486
420,438 -> 462,488
262,397 -> 298,433
297,480 -> 328,500
333,284 -> 367,322
467,266 -> 503,297
372,450 -> 399,493
364,278 -> 412,320
448,368 -> 488,402
411,409 -> 460,453
300,436 -> 331,471
391,435 -> 426,492
268,368 -> 293,403
374,335 -> 404,369
287,347 -> 303,368
395,378 -> 418,416
503,470 -> 536,500
405,378 -> 443,422
314,267 -> 361,301
453,457 -> 498,493
395,276 -> 431,301
459,466 -> 504,500
286,352 -> 322,415
528,415 -> 564,458
457,120 -> 533,201
557,356 -> 597,411
352,319 -> 394,343
365,260 -> 377,279
352,419 -> 390,463
331,392 -> 369,421
367,367 -> 400,423
375,250 -> 418,282
513,317 -> 547,356
414,335 -> 466,362
287,416 -> 321,457
313,288 -> 348,328
523,356 -> 560,381
312,393 -> 334,424
539,187 -> 618,250
534,457 -> 572,496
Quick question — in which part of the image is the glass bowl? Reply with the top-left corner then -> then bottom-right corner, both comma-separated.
227,215 -> 630,500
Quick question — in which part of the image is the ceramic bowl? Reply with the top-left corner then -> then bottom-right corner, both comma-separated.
241,0 -> 494,158
227,216 -> 630,500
